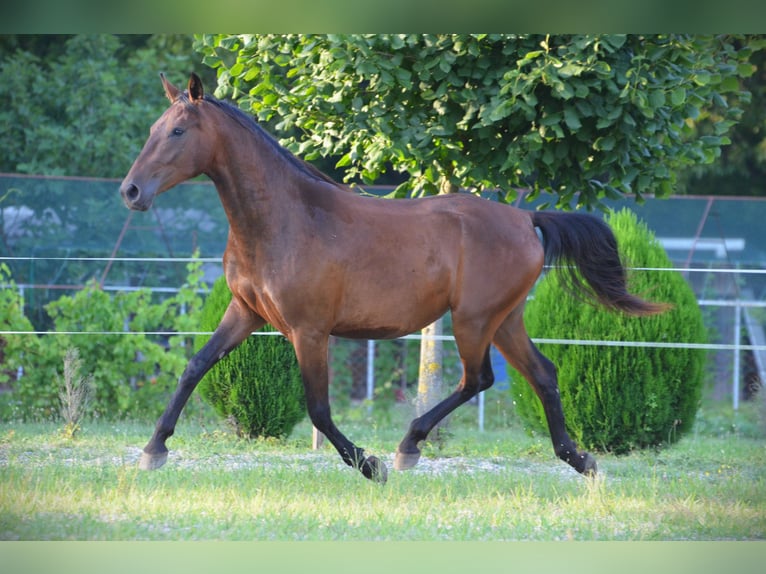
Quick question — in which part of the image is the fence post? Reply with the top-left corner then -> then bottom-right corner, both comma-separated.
312,426 -> 325,449
366,339 -> 375,411
478,390 -> 485,432
733,300 -> 741,411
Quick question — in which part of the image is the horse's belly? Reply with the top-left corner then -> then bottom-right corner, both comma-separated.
330,285 -> 449,341
330,325 -> 412,340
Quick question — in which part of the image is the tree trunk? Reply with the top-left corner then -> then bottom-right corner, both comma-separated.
416,318 -> 444,418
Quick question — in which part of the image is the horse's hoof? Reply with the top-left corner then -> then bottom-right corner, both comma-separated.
138,450 -> 168,471
581,452 -> 598,477
393,449 -> 421,471
364,456 -> 388,484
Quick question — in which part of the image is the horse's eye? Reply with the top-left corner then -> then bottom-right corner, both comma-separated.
171,127 -> 185,137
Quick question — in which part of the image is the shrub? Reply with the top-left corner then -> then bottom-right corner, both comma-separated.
0,263 -> 40,419
510,208 -> 707,454
0,263 -> 38,381
1,259 -> 205,421
196,276 -> 306,439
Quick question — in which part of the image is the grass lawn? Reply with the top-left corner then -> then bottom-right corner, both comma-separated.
1,390 -> 764,542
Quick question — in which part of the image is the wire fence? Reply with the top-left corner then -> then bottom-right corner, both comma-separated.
2,257 -> 765,422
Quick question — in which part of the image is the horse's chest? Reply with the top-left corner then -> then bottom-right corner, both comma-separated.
225,255 -> 313,330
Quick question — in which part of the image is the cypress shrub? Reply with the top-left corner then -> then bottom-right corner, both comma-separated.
196,276 -> 306,438
510,208 -> 707,454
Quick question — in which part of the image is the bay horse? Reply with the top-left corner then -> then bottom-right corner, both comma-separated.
120,73 -> 666,482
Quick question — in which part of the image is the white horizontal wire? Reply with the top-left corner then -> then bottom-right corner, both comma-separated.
2,259 -> 763,351
0,329 -> 763,352
1,256 -> 766,275
0,256 -> 221,263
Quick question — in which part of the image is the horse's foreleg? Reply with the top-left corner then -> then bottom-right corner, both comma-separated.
293,332 -> 387,483
394,346 -> 494,471
492,310 -> 597,476
140,300 -> 264,470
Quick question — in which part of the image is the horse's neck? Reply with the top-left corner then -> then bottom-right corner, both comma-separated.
208,131 -> 336,242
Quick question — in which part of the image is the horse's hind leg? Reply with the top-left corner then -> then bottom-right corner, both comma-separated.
293,331 -> 387,483
140,300 -> 263,470
493,308 -> 597,476
394,341 -> 495,471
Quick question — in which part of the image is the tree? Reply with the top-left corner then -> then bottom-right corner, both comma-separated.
196,34 -> 759,208
680,46 -> 766,196
193,33 -> 760,428
0,34 -> 209,177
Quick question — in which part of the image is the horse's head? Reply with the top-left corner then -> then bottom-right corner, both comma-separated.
120,73 -> 215,211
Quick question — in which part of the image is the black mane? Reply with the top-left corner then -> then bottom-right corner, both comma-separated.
188,92 -> 343,189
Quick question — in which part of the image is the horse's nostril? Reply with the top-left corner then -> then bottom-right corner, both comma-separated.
125,184 -> 140,202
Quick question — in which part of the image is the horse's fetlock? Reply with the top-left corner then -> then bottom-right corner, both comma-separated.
553,442 -> 574,461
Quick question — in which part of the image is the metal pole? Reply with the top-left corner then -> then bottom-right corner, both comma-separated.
478,390 -> 485,432
366,339 -> 375,409
733,301 -> 741,411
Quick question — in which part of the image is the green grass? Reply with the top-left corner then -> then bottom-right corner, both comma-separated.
1,393 -> 764,541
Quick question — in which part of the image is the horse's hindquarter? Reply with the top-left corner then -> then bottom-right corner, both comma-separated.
328,194 -> 543,339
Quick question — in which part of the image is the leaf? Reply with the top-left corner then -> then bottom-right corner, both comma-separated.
390,35 -> 405,50
557,63 -> 585,78
648,90 -> 665,109
521,50 -> 544,62
736,62 -> 756,78
335,153 -> 352,168
394,67 -> 413,88
596,116 -> 615,129
553,81 -> 575,100
593,136 -> 616,151
693,71 -> 711,86
485,99 -> 514,123
273,53 -> 292,67
670,87 -> 686,106
540,112 -> 562,127
244,67 -> 260,82
603,35 -> 627,50
564,106 -> 582,131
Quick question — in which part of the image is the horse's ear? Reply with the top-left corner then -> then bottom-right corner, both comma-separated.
188,73 -> 204,103
160,73 -> 180,102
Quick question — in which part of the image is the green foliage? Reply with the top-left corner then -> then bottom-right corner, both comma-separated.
0,258 -> 206,422
0,34 -> 205,177
510,209 -> 708,453
196,276 -> 306,439
196,34 -> 760,209
680,44 -> 766,196
0,263 -> 39,390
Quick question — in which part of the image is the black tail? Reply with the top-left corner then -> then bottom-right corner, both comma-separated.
531,211 -> 669,316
